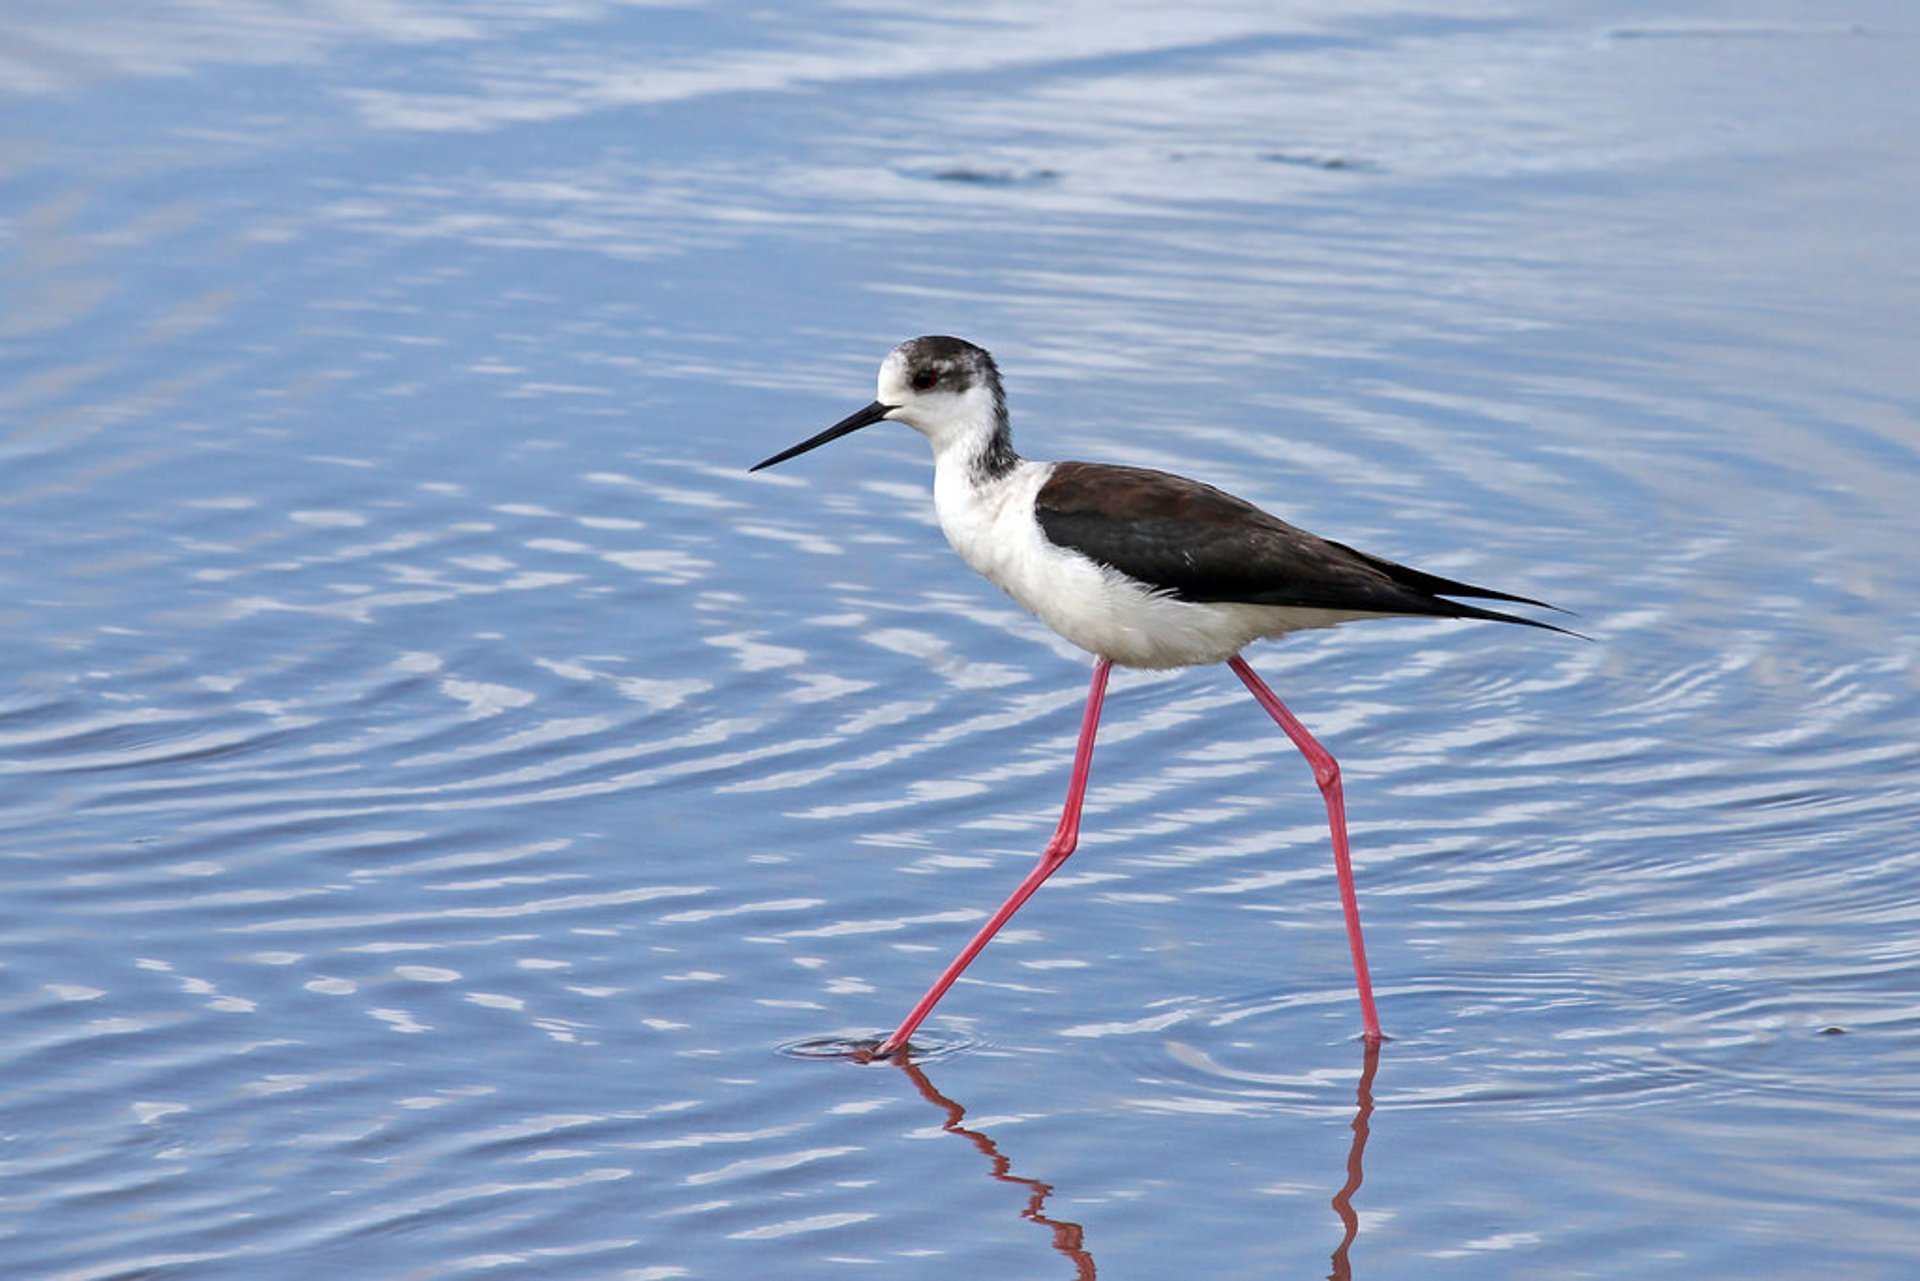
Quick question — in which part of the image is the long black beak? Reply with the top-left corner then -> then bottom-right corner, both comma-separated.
749,400 -> 895,472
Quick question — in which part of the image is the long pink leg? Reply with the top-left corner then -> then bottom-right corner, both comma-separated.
1228,655 -> 1383,1042
875,659 -> 1114,1057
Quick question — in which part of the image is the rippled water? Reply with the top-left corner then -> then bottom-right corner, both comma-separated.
4,2 -> 1919,1277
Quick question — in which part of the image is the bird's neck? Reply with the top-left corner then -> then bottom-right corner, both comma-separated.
955,384 -> 1019,484
917,382 -> 1020,483
969,417 -> 1020,484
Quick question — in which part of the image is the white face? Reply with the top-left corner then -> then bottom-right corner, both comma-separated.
875,346 -> 921,409
874,338 -> 1001,456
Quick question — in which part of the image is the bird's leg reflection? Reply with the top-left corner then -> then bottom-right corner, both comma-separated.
889,1053 -> 1097,1280
1328,1038 -> 1382,1281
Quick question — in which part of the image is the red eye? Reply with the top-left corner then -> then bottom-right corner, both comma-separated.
911,369 -> 938,391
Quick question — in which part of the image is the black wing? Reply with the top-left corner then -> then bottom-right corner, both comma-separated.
1034,461 -> 1572,632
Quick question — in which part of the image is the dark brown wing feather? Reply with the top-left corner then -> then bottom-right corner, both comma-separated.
1034,462 -> 1570,631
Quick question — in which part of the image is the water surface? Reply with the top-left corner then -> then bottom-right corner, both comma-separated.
4,2 -> 1919,1277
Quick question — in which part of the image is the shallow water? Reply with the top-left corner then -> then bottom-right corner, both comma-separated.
4,2 -> 1919,1277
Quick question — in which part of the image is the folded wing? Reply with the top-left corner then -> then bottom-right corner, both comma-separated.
1034,461 -> 1571,632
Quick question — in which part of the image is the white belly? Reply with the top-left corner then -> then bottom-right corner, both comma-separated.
932,460 -> 1358,669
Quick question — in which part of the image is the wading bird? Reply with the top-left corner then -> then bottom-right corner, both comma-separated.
752,336 -> 1568,1056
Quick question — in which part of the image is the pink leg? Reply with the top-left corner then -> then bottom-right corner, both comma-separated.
875,659 -> 1113,1057
1228,655 -> 1383,1043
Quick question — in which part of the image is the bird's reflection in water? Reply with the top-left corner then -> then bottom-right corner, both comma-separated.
890,1053 -> 1098,1280
881,1039 -> 1382,1281
1329,1038 -> 1381,1281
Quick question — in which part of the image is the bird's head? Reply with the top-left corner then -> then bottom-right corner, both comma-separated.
750,336 -> 1007,472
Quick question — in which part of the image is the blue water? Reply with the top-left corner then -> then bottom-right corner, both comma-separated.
4,3 -> 1919,1277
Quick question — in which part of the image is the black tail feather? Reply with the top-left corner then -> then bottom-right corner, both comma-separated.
1432,594 -> 1587,639
1334,542 -> 1583,636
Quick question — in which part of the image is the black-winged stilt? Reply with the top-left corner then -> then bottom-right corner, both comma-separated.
752,336 -> 1569,1056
